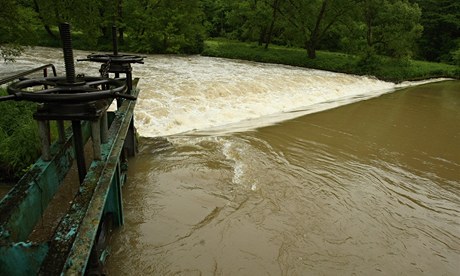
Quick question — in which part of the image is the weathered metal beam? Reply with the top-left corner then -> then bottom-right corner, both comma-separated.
101,111 -> 109,144
72,120 -> 87,184
91,119 -> 102,160
0,242 -> 48,276
63,87 -> 139,274
57,120 -> 66,144
0,122 -> 91,243
124,119 -> 138,157
37,120 -> 51,161
124,78 -> 140,157
0,64 -> 57,86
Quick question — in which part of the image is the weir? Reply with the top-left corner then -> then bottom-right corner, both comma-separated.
0,23 -> 143,275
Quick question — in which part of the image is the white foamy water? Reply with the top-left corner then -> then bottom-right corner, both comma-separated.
133,56 -> 398,136
0,47 -> 447,137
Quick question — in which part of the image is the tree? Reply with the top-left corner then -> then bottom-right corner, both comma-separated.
339,0 -> 422,63
0,0 -> 39,61
364,0 -> 422,58
0,0 -> 20,42
415,0 -> 460,62
279,0 -> 355,58
202,0 -> 284,49
201,0 -> 231,37
452,46 -> 460,66
264,0 -> 282,49
32,0 -> 103,46
123,0 -> 205,53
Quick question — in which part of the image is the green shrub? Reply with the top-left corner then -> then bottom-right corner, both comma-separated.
0,88 -> 40,182
0,45 -> 24,62
451,47 -> 460,66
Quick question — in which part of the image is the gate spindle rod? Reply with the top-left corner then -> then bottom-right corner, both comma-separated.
112,25 -> 119,56
59,23 -> 76,84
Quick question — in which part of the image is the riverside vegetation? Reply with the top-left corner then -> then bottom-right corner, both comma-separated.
202,39 -> 459,82
0,88 -> 40,183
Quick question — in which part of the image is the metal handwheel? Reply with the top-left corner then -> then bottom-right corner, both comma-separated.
3,76 -> 134,103
82,54 -> 144,64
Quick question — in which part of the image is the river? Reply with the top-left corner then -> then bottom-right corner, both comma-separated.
1,47 -> 459,275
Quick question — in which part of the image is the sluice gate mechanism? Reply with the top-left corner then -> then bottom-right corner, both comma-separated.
0,23 -> 144,275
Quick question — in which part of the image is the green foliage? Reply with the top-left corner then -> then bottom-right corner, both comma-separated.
0,0 -> 39,60
203,39 -> 358,73
32,0 -> 103,47
0,0 -> 457,65
0,0 -> 27,43
120,0 -> 205,54
452,47 -> 460,66
342,0 -> 422,59
1,0 -> 206,54
224,0 -> 272,43
0,45 -> 24,63
280,0 -> 356,58
416,0 -> 460,62
355,48 -> 383,75
203,39 -> 458,82
0,88 -> 40,182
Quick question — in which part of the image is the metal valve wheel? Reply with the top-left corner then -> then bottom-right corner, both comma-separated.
83,54 -> 144,64
3,76 -> 134,103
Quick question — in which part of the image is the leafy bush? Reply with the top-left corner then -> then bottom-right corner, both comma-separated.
0,45 -> 24,62
452,47 -> 460,66
0,88 -> 40,182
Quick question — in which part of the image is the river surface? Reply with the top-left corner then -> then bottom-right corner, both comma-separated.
1,47 -> 459,274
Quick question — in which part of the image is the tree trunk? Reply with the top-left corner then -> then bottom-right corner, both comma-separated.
101,26 -> 108,38
307,0 -> 328,59
307,42 -> 317,59
265,0 -> 281,49
119,29 -> 124,44
366,19 -> 372,47
44,25 -> 56,39
163,33 -> 168,52
32,0 -> 57,39
258,26 -> 267,46
118,0 -> 124,43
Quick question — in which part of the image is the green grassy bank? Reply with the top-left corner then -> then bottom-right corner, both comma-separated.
202,39 -> 459,83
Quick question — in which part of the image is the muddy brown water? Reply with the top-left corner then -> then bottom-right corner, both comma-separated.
105,81 -> 460,275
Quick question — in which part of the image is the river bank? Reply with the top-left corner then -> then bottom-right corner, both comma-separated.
202,39 -> 459,83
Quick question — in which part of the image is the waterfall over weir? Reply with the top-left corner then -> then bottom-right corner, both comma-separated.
0,47 -> 445,137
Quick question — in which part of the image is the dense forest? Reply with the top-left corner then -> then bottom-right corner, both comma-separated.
0,0 -> 459,64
